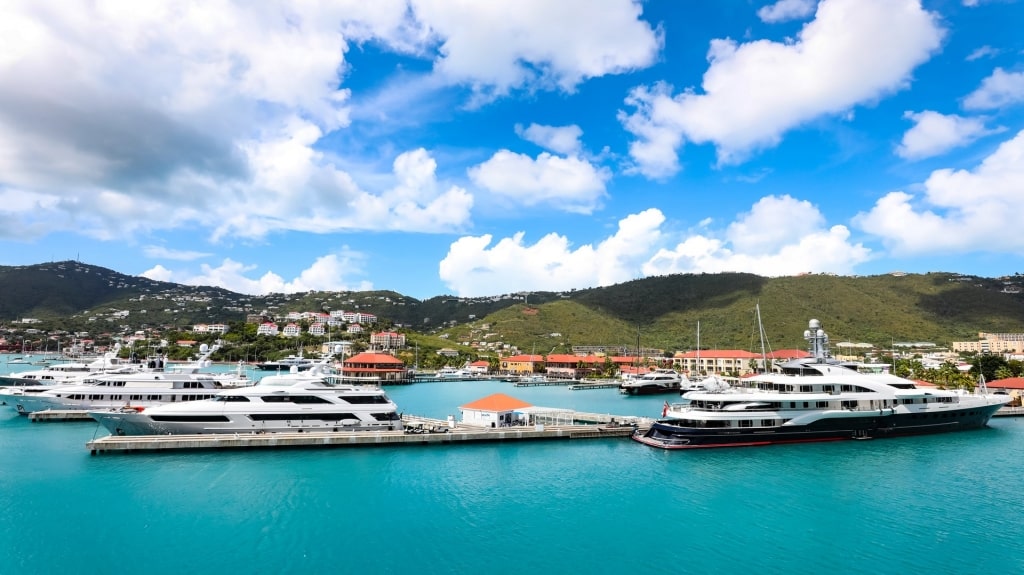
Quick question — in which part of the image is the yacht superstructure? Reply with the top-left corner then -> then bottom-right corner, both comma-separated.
634,319 -> 1010,449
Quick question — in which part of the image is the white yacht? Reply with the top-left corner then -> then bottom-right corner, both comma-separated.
634,319 -> 1011,449
89,362 -> 403,435
619,369 -> 686,395
4,344 -> 245,414
0,347 -> 130,388
255,353 -> 315,372
436,366 -> 471,379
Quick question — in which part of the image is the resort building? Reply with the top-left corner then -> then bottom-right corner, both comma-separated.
672,349 -> 811,376
256,322 -> 279,336
499,354 -> 545,375
370,331 -> 406,349
281,323 -> 301,338
544,354 -> 606,379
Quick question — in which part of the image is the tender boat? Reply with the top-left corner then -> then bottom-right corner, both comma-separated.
435,366 -> 471,379
89,361 -> 402,435
619,369 -> 686,395
633,319 -> 1011,449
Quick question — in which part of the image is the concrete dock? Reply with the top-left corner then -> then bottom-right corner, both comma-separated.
28,409 -> 95,422
568,381 -> 621,390
86,415 -> 649,455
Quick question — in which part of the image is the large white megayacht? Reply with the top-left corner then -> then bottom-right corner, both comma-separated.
89,360 -> 403,436
633,318 -> 1011,449
0,346 -> 134,399
3,344 -> 249,415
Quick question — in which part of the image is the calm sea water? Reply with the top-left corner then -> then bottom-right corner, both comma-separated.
2,364 -> 1023,574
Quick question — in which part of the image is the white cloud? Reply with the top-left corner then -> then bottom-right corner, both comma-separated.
0,0 -> 656,246
963,68 -> 1024,110
141,252 -> 374,295
439,209 -> 665,296
142,246 -> 213,261
439,197 -> 873,296
643,196 -> 871,276
965,45 -> 999,61
411,0 -> 662,102
515,124 -> 583,155
619,0 -> 944,176
856,129 -> 1024,254
468,150 -> 610,214
896,110 -> 1001,160
758,0 -> 817,24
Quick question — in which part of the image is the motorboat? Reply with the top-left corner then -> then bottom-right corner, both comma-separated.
0,347 -> 137,405
255,353 -> 315,371
3,344 -> 245,414
0,347 -> 130,389
435,366 -> 471,379
89,361 -> 402,435
619,369 -> 686,395
633,319 -> 1011,449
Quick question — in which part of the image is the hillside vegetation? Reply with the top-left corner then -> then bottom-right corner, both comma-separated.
2,262 -> 1024,353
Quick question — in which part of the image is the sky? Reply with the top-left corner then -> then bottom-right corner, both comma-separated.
1,0 -> 1023,300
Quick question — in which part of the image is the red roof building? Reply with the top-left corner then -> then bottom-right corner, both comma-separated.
460,393 -> 533,427
341,352 -> 409,383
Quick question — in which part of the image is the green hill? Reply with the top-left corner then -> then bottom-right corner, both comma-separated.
2,262 -> 1024,353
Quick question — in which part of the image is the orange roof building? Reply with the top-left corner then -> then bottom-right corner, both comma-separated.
459,393 -> 533,427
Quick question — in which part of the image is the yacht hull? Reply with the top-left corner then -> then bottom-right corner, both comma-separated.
619,384 -> 681,396
633,403 -> 1006,449
90,410 -> 402,436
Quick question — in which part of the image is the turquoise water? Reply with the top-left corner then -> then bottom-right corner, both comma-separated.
2,370 -> 1023,574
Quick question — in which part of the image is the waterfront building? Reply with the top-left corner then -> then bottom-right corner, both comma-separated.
499,354 -> 544,375
459,393 -> 532,427
341,352 -> 409,383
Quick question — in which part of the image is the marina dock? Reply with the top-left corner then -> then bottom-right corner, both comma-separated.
28,409 -> 94,422
86,414 -> 651,455
569,381 -> 621,391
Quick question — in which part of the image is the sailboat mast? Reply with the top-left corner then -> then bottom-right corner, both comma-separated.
696,321 -> 700,376
756,303 -> 768,373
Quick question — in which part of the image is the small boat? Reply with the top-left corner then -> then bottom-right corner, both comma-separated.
619,369 -> 686,395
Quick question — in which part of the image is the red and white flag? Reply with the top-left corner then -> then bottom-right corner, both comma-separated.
662,401 -> 669,417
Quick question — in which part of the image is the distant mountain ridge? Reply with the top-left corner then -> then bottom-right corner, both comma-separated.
2,261 -> 1024,351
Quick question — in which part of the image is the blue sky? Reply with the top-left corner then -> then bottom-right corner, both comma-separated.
1,0 -> 1023,299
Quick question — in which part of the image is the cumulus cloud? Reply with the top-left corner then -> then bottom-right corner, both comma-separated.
515,123 -> 584,155
896,111 -> 1001,160
963,68 -> 1024,110
643,195 -> 871,277
468,150 -> 610,214
0,0 -> 659,246
757,0 -> 817,24
439,197 -> 873,296
439,209 -> 665,296
619,0 -> 944,176
412,0 -> 662,103
856,129 -> 1024,254
141,252 -> 373,295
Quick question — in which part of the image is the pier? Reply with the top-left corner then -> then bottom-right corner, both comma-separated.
86,414 -> 653,455
28,409 -> 94,422
994,406 -> 1024,417
568,380 -> 622,391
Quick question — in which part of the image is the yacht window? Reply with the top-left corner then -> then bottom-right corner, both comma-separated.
212,396 -> 250,402
803,402 -> 809,408
841,385 -> 853,392
373,412 -> 402,421
760,419 -> 774,427
816,401 -> 829,408
800,385 -> 812,392
260,395 -> 332,404
340,395 -> 390,404
151,415 -> 231,423
739,420 -> 752,427
249,413 -> 358,421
